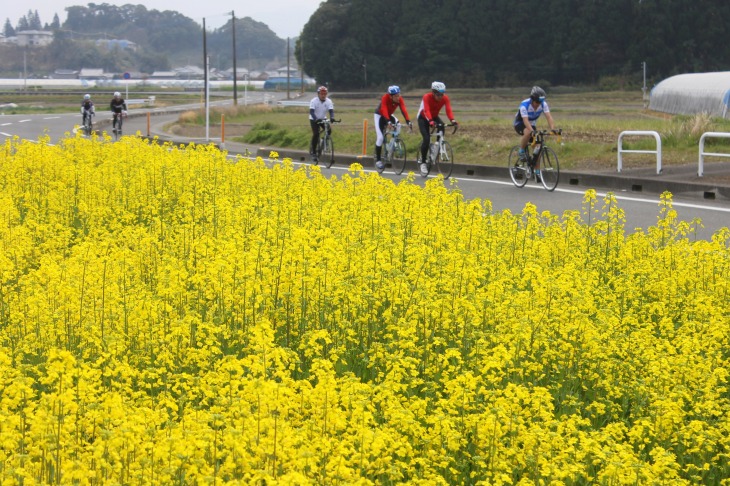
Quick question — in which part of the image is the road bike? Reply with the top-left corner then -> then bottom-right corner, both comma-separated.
418,122 -> 457,179
81,110 -> 94,136
314,118 -> 340,168
383,121 -> 408,174
112,111 -> 126,140
508,129 -> 562,191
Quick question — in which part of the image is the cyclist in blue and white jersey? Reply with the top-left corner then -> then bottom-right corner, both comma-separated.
514,86 -> 558,164
309,85 -> 335,163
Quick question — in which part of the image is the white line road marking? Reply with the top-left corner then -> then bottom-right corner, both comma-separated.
276,160 -> 730,214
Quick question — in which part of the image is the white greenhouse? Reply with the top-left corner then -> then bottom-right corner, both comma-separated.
649,72 -> 730,118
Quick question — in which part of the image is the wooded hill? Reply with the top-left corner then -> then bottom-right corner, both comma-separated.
0,4 -> 287,76
297,0 -> 730,89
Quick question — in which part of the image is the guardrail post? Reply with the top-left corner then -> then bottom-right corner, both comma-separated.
617,130 -> 662,174
698,131 -> 730,177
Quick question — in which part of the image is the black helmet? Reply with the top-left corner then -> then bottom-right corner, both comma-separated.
530,86 -> 546,102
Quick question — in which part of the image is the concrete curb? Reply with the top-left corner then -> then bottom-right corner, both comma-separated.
249,147 -> 730,201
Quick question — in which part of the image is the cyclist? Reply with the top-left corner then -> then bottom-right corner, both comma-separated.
374,85 -> 412,172
110,91 -> 128,133
80,93 -> 95,126
513,86 -> 558,180
417,81 -> 458,177
309,86 -> 335,163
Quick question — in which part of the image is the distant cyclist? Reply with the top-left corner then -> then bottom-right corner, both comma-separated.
417,81 -> 458,177
374,85 -> 412,172
514,86 -> 558,168
80,93 -> 95,125
110,91 -> 128,132
309,86 -> 335,163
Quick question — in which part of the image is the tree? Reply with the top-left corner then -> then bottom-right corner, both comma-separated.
3,18 -> 15,37
50,14 -> 61,30
27,10 -> 42,30
17,16 -> 29,32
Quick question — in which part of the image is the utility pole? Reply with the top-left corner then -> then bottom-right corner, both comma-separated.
203,18 -> 209,141
23,49 -> 27,92
286,37 -> 291,100
642,61 -> 648,107
231,11 -> 238,105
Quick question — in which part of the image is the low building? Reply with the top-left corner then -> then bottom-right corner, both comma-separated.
150,71 -> 178,80
52,69 -> 79,79
15,30 -> 53,47
79,68 -> 111,81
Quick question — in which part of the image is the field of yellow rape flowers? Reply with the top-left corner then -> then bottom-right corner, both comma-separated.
1,133 -> 729,485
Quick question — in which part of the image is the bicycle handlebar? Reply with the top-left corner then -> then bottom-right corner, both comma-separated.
531,128 -> 563,145
430,122 -> 459,135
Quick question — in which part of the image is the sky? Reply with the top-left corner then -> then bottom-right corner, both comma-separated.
4,0 -> 323,39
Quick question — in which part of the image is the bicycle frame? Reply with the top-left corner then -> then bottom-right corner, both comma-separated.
112,112 -> 124,129
317,118 -> 333,138
527,130 -> 562,167
429,123 -> 458,163
384,122 -> 402,154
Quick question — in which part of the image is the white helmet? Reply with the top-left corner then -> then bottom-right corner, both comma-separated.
114,91 -> 121,97
431,81 -> 446,93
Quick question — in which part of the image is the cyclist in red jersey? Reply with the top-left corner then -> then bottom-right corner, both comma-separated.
374,85 -> 412,172
417,81 -> 458,176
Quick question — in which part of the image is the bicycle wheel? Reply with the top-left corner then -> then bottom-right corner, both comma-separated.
435,141 -> 454,179
538,146 -> 560,191
391,139 -> 407,175
508,146 -> 529,188
313,137 -> 324,165
112,116 -> 121,140
323,135 -> 335,168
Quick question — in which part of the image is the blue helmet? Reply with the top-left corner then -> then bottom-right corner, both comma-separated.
388,85 -> 400,95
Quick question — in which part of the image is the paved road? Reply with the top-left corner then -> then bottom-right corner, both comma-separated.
2,106 -> 729,241
276,160 -> 730,242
